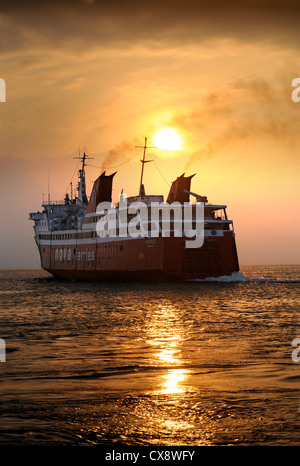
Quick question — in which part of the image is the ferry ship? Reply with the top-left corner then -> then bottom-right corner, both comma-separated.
29,139 -> 239,281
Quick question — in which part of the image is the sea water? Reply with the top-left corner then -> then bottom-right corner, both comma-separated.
0,265 -> 299,446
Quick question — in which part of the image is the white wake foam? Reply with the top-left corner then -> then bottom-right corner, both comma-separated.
191,272 -> 249,283
190,272 -> 300,283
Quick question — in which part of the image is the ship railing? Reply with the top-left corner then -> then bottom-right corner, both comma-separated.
87,211 -> 228,222
42,200 -> 65,206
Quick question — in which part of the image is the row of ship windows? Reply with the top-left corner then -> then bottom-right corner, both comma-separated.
39,232 -> 98,240
41,245 -> 125,253
39,224 -> 229,241
85,210 -> 223,223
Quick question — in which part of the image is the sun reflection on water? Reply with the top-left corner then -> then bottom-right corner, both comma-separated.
160,368 -> 189,395
141,304 -> 196,439
144,304 -> 191,395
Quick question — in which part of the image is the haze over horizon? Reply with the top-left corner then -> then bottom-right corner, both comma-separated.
1,0 -> 300,268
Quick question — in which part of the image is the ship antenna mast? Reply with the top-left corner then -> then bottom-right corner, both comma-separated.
135,137 -> 156,197
74,151 -> 93,175
73,151 -> 94,204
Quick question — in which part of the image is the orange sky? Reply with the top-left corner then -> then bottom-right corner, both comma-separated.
1,0 -> 300,267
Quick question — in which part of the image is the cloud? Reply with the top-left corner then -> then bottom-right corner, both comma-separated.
1,0 -> 300,54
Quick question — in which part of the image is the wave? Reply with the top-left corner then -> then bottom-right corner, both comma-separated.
190,272 -> 300,283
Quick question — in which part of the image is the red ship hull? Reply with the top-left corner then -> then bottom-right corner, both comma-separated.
38,232 -> 239,282
30,153 -> 240,283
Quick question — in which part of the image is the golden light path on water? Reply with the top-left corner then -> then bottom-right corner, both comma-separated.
145,304 -> 191,395
141,303 -> 197,438
1,268 -> 299,446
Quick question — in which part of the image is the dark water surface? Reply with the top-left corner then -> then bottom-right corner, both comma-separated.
0,266 -> 299,446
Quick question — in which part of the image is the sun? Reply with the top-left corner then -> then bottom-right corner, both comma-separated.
153,128 -> 183,151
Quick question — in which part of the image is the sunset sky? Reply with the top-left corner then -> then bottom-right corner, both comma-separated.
1,0 -> 300,267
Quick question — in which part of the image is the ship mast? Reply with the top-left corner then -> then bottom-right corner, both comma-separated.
136,137 -> 155,197
74,152 -> 94,204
